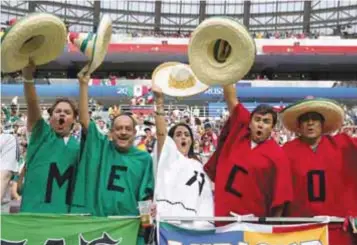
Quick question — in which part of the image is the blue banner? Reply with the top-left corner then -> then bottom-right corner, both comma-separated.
159,223 -> 244,245
1,85 -> 357,100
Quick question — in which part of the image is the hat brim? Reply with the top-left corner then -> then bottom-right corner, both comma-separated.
280,98 -> 344,134
85,15 -> 112,75
188,17 -> 256,86
1,13 -> 67,73
152,62 -> 209,97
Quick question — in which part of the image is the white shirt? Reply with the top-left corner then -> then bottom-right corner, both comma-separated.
154,137 -> 214,229
0,133 -> 19,206
0,133 -> 19,172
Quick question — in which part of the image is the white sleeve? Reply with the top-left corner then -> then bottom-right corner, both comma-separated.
153,136 -> 181,176
0,135 -> 19,172
194,173 -> 215,229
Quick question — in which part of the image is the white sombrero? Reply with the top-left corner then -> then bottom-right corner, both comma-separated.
69,14 -> 112,75
1,13 -> 67,73
280,98 -> 345,134
188,17 -> 256,86
152,62 -> 209,97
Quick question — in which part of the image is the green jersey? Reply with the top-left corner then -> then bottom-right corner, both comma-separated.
21,118 -> 80,214
73,121 -> 154,217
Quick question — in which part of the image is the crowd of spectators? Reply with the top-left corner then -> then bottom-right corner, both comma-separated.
2,98 -> 356,177
123,30 -> 325,39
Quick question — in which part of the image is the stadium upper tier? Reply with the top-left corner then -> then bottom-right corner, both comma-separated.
1,0 -> 357,35
18,34 -> 357,74
64,33 -> 357,55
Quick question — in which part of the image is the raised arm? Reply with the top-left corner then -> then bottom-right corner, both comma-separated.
223,84 -> 239,114
78,73 -> 91,131
22,60 -> 41,132
152,83 -> 167,158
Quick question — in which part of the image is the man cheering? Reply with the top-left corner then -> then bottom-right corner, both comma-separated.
281,98 -> 357,245
20,61 -> 80,214
205,84 -> 292,225
75,74 -> 154,244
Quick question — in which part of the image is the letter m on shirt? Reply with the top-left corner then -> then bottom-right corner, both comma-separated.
45,162 -> 74,205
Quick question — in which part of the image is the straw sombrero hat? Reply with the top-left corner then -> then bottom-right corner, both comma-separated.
1,13 -> 67,73
188,17 -> 256,86
69,14 -> 112,75
280,98 -> 344,134
152,62 -> 209,97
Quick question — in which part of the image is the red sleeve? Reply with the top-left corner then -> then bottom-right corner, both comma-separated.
204,103 -> 250,181
271,146 -> 293,209
229,103 -> 251,131
334,133 -> 357,165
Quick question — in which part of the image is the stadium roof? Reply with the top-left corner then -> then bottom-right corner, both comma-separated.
1,0 -> 356,34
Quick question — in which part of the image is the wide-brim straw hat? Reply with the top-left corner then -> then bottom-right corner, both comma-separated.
280,98 -> 345,134
152,62 -> 209,97
69,14 -> 112,75
188,17 -> 256,86
1,13 -> 67,73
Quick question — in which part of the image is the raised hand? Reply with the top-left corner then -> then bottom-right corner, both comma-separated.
152,81 -> 164,102
77,72 -> 90,84
22,59 -> 36,81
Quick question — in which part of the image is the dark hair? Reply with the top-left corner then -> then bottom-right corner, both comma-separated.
250,104 -> 278,127
298,112 -> 325,124
111,113 -> 137,129
48,98 -> 78,118
168,123 -> 200,162
194,117 -> 201,126
204,123 -> 212,129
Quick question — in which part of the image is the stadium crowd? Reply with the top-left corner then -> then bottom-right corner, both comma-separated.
1,65 -> 357,245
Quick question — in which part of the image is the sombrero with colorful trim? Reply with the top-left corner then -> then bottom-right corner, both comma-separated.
1,13 -> 67,73
69,14 -> 112,75
280,98 -> 344,134
152,62 -> 209,97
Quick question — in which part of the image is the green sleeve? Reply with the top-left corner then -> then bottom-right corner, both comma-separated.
28,118 -> 51,144
72,120 -> 106,213
138,155 -> 154,201
82,120 -> 106,158
2,105 -> 10,122
26,118 -> 51,165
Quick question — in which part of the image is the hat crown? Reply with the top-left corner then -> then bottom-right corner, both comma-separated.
69,32 -> 96,58
170,65 -> 192,81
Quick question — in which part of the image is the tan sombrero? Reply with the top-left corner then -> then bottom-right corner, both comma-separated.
188,17 -> 256,86
152,62 -> 209,97
1,13 -> 67,73
69,14 -> 112,75
280,98 -> 345,134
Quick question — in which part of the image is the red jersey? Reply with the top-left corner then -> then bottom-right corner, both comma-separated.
205,104 -> 293,222
283,134 -> 357,245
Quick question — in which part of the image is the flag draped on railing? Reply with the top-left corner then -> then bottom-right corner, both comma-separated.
158,221 -> 329,245
1,214 -> 140,245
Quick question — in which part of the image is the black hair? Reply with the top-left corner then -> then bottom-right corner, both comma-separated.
204,123 -> 212,129
168,123 -> 201,162
298,112 -> 325,124
111,113 -> 137,129
250,104 -> 278,127
48,97 -> 78,118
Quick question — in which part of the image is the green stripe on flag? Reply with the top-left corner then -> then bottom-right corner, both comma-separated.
1,213 -> 140,245
80,32 -> 94,53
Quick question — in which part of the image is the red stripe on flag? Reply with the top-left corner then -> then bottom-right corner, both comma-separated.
68,43 -> 187,53
263,45 -> 357,54
68,43 -> 357,54
272,223 -> 325,233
